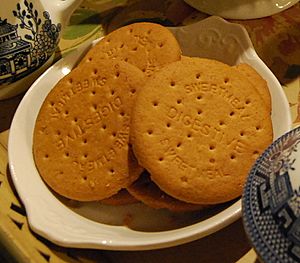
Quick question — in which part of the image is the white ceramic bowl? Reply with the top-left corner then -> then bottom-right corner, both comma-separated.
243,126 -> 300,262
8,16 -> 291,250
184,0 -> 299,19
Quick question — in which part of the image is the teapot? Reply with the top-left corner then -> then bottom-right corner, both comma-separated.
0,0 -> 82,100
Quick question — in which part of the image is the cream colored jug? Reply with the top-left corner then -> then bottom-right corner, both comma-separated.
0,0 -> 82,99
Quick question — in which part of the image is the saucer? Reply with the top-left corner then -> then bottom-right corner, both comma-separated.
243,126 -> 300,262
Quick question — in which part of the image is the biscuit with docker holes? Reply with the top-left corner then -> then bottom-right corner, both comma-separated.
127,170 -> 207,212
182,56 -> 271,112
183,56 -> 271,112
234,63 -> 271,112
131,57 -> 273,204
33,59 -> 145,201
79,22 -> 181,77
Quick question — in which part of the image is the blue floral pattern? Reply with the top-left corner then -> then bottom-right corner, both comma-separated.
0,0 -> 61,85
243,127 -> 300,262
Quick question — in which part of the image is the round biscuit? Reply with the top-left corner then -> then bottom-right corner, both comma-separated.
33,59 -> 145,201
79,22 -> 181,77
131,57 -> 273,204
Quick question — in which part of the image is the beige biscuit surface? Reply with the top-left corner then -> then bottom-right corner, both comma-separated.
127,171 -> 206,212
234,63 -> 271,112
79,22 -> 181,77
33,59 -> 145,201
131,57 -> 273,204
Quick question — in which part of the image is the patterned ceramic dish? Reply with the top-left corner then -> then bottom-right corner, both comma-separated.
0,0 -> 81,100
8,16 -> 291,250
243,126 -> 300,263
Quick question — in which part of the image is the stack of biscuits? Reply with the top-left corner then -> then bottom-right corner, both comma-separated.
33,22 -> 273,212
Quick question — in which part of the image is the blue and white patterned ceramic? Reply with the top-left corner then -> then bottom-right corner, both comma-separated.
243,126 -> 300,263
0,0 -> 82,99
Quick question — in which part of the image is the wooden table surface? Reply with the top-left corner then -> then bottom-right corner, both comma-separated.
1,1 -> 299,262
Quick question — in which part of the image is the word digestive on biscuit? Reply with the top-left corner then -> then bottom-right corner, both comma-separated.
55,96 -> 122,151
82,96 -> 122,130
166,106 -> 224,142
55,123 -> 84,151
50,76 -> 107,119
113,116 -> 130,149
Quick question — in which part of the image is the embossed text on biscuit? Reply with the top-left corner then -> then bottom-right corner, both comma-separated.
73,148 -> 117,173
167,106 -> 224,142
201,167 -> 230,179
184,81 -> 244,110
54,96 -> 122,151
50,76 -> 108,119
227,138 -> 247,154
84,96 -> 122,129
160,138 -> 194,172
55,123 -> 84,151
104,47 -> 120,59
133,34 -> 150,46
113,117 -> 130,149
72,116 -> 130,174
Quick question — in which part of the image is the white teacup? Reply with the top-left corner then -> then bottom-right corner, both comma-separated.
0,0 -> 82,100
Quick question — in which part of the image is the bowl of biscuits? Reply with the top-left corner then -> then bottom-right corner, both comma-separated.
8,16 -> 291,250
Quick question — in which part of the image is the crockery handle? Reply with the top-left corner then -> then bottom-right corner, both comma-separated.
43,0 -> 83,30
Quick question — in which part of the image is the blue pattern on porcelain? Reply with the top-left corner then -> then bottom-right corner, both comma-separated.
0,0 -> 61,85
243,126 -> 300,263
